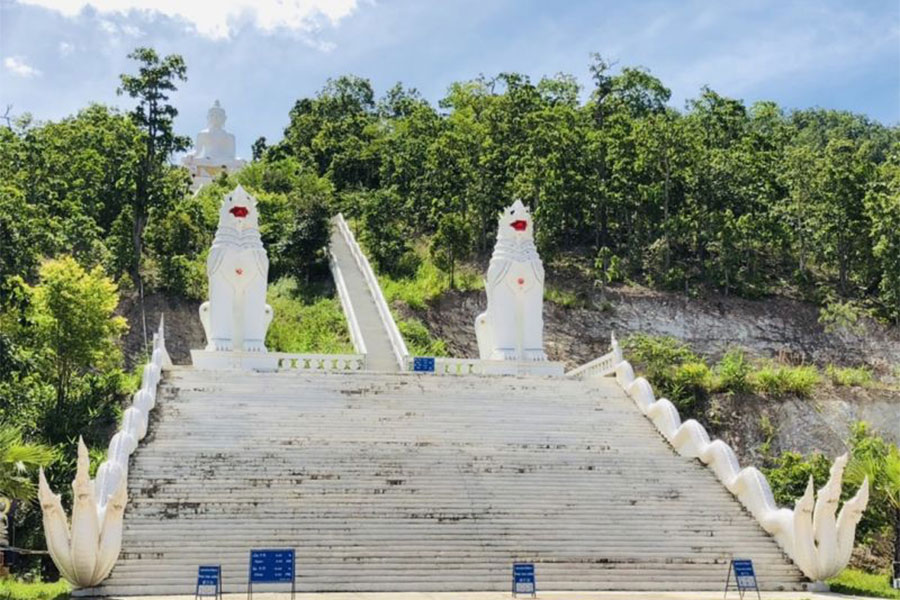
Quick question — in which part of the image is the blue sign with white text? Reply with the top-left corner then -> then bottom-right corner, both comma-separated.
512,563 -> 536,596
413,357 -> 436,372
249,549 -> 294,583
732,559 -> 757,589
195,565 -> 220,598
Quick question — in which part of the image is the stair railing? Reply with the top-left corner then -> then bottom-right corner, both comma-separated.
566,333 -> 623,379
334,214 -> 409,370
38,316 -> 170,589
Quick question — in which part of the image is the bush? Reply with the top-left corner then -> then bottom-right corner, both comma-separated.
715,348 -> 753,393
670,361 -> 712,413
827,364 -> 874,387
751,364 -> 820,398
0,579 -> 70,600
623,335 -> 709,414
264,278 -> 353,354
381,248 -> 481,310
398,318 -> 447,357
623,334 -> 699,379
829,567 -> 900,599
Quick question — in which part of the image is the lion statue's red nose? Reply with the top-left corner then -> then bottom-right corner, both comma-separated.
511,219 -> 527,231
229,206 -> 249,218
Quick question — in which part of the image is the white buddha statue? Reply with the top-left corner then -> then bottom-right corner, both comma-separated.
182,100 -> 246,190
195,101 -> 236,162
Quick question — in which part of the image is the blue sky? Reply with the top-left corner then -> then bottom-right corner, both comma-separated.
1,0 -> 898,160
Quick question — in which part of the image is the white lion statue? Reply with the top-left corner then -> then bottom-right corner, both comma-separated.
475,200 -> 547,361
200,185 -> 273,352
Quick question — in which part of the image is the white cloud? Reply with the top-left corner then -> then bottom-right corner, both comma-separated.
58,41 -> 75,56
3,56 -> 42,78
16,0 -> 360,39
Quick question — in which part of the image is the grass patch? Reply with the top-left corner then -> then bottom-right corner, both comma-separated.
265,277 -> 354,354
714,348 -> 754,393
826,364 -> 874,387
381,250 -> 481,311
0,579 -> 70,600
751,364 -> 820,398
828,567 -> 900,599
544,285 -> 583,308
397,318 -> 447,357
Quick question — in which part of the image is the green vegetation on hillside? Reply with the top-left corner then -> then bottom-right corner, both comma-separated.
265,278 -> 353,354
261,59 -> 900,327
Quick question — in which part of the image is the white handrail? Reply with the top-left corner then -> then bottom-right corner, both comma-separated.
329,248 -> 367,355
567,333 -> 623,379
334,214 -> 409,369
612,357 -> 869,584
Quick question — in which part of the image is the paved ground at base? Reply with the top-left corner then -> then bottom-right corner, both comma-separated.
106,591 -> 868,600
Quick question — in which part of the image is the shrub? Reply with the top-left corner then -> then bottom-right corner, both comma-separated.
828,567 -> 900,599
826,364 -> 874,387
264,278 -> 353,354
0,578 -> 70,600
382,247 -> 481,310
751,364 -> 820,398
398,318 -> 447,357
715,348 -> 753,393
623,334 -> 699,380
623,335 -> 709,415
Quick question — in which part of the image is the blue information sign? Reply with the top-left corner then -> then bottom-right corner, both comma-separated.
248,549 -> 295,600
725,558 -> 760,600
512,563 -> 536,597
195,565 -> 221,600
413,357 -> 435,372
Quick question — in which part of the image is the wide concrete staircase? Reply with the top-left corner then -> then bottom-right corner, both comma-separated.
97,369 -> 805,595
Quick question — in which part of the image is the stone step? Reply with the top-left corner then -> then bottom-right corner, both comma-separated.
98,370 -> 803,594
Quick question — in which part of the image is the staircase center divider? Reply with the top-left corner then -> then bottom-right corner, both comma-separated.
334,214 -> 410,370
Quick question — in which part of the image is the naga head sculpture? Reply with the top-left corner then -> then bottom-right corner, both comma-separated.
217,184 -> 260,233
496,199 -> 534,243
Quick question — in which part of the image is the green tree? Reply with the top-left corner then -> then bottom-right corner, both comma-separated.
865,147 -> 900,324
430,213 -> 472,289
24,257 -> 127,413
117,47 -> 190,286
359,188 -> 412,276
276,195 -> 332,283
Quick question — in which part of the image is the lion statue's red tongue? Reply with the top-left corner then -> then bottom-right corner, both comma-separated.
511,219 -> 527,232
229,206 -> 249,218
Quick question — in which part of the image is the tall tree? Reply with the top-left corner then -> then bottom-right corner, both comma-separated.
117,47 -> 190,287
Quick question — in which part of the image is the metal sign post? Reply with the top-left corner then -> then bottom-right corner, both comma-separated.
512,562 -> 536,597
195,565 -> 222,600
724,558 -> 761,600
247,549 -> 295,600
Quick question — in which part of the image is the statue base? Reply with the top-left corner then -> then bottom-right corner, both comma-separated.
191,349 -> 277,372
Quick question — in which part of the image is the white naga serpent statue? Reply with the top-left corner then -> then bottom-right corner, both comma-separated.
39,317 -> 170,588
609,348 -> 870,583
